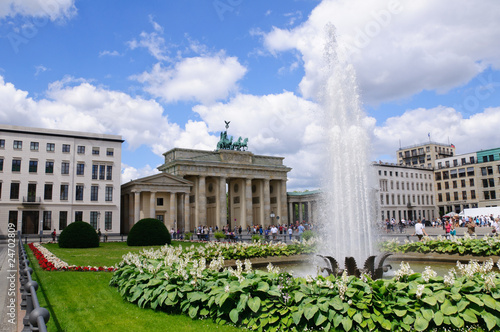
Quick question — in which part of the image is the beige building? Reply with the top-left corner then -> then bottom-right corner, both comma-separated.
121,148 -> 292,232
398,142 -> 455,168
0,124 -> 123,236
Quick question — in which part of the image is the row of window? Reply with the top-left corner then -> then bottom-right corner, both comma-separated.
0,139 -> 114,156
382,209 -> 435,222
380,180 -> 432,192
380,194 -> 434,206
437,179 -> 475,190
437,190 -> 485,202
435,167 -> 475,180
399,145 -> 453,158
378,169 -> 431,180
2,182 -> 113,202
0,158 -> 113,180
8,210 -> 113,231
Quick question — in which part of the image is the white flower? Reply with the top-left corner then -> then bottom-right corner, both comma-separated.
224,285 -> 230,293
416,284 -> 425,299
422,266 -> 437,282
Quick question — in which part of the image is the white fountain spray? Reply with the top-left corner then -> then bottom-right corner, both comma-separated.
317,25 -> 377,265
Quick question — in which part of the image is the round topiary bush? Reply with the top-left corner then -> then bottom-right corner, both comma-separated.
58,221 -> 100,248
127,218 -> 171,246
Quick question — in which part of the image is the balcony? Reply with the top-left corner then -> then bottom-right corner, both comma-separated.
23,196 -> 41,205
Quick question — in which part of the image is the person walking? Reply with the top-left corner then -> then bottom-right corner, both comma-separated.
412,219 -> 427,241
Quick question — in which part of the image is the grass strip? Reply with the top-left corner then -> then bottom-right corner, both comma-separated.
26,245 -> 241,332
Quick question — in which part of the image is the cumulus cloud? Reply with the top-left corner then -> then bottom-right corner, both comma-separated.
132,53 -> 247,104
121,163 -> 159,184
372,106 -> 500,162
263,0 -> 500,105
0,0 -> 76,20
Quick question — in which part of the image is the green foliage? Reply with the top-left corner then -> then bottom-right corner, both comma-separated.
380,235 -> 500,256
58,221 -> 99,248
127,218 -> 171,246
111,244 -> 500,332
184,232 -> 193,240
251,235 -> 262,243
301,230 -> 315,241
214,231 -> 226,240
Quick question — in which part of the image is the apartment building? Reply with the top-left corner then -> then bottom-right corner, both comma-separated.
0,124 -> 123,236
374,162 -> 437,222
397,142 -> 455,169
434,148 -> 500,215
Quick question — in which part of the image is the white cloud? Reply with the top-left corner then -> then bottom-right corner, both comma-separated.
127,18 -> 170,62
0,0 -> 76,20
263,0 -> 500,105
372,106 -> 500,162
34,65 -> 48,76
121,163 -> 159,184
99,50 -> 121,57
132,53 -> 247,104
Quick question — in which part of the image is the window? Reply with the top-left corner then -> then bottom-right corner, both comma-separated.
99,165 -> 105,180
105,211 -> 112,230
438,162 -> 442,168
106,165 -> 112,180
30,142 -> 39,151
10,183 -> 20,199
443,171 -> 449,180
461,158 -> 466,165
44,184 -> 53,200
106,148 -> 114,156
43,211 -> 51,230
471,190 -> 476,199
12,159 -> 21,172
445,182 -> 449,190
438,193 -> 443,202
453,159 -> 458,167
92,147 -> 100,155
75,211 -> 83,222
59,211 -> 68,230
105,187 -> 113,201
90,211 -> 99,229
491,191 -> 497,199
435,172 -> 442,181
483,179 -> 489,188
484,191 -> 490,200
487,166 -> 493,175
75,185 -> 84,201
454,192 -> 459,201
458,168 -> 465,178
437,183 -> 442,190
0,158 -> 3,171
45,161 -> 54,174
61,162 -> 69,175
489,178 -> 495,187
60,184 -> 69,200
461,180 -> 466,187
0,139 -> 4,148
467,167 -> 474,176
470,178 -> 475,186
470,156 -> 475,163
46,143 -> 55,151
450,170 -> 457,179
77,145 -> 85,154
462,191 -> 467,200
446,193 -> 450,201
452,181 -> 457,189
91,185 -> 99,201
62,144 -> 70,153
76,163 -> 85,175
481,167 -> 487,176
92,165 -> 98,179
8,211 -> 18,230
13,140 -> 22,149
29,160 -> 38,173
157,197 -> 164,206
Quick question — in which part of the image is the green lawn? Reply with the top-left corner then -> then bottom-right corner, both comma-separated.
42,241 -> 204,266
28,242 -> 241,332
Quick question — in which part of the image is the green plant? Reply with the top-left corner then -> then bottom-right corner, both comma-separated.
58,221 -> 99,248
301,230 -> 315,241
127,218 -> 171,246
110,245 -> 500,332
184,232 -> 193,240
251,235 -> 262,243
214,231 -> 226,241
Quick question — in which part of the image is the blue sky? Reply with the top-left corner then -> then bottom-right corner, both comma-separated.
1,0 -> 500,190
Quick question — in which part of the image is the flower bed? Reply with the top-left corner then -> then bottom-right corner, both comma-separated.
380,234 -> 500,256
110,244 -> 500,331
28,243 -> 116,272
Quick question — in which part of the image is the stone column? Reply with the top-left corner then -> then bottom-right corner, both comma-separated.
184,193 -> 190,232
134,191 -> 141,223
198,176 -> 206,228
298,202 -> 303,223
288,201 -> 294,225
218,176 -> 227,230
263,179 -> 271,226
280,180 -> 288,224
245,178 -> 252,228
307,201 -> 312,223
150,191 -> 156,218
170,192 -> 176,230
128,193 -> 134,230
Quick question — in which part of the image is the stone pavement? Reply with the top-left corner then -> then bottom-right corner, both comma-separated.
0,242 -> 18,332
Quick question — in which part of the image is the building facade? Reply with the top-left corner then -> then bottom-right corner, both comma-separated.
434,148 -> 500,215
0,124 -> 123,236
397,142 -> 455,168
374,162 -> 437,222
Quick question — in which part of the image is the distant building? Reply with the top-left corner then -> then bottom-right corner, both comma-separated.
0,124 -> 123,236
397,142 -> 455,169
373,162 -> 436,222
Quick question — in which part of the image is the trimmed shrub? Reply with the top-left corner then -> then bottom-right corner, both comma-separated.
58,221 -> 100,248
301,230 -> 315,241
127,218 -> 171,246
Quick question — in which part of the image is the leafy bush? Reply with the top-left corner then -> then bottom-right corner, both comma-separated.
214,231 -> 226,241
58,221 -> 99,248
185,232 -> 193,240
301,230 -> 315,241
127,218 -> 171,246
251,235 -> 262,243
111,245 -> 500,332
